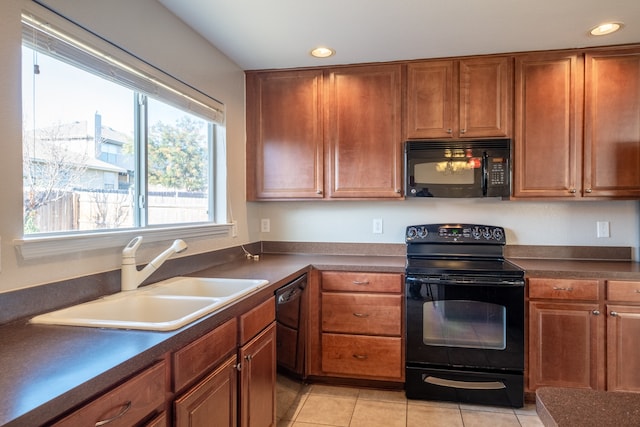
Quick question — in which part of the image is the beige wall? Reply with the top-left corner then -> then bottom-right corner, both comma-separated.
0,0 -> 252,292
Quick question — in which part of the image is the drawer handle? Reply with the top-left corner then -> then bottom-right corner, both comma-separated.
353,312 -> 370,318
352,354 -> 368,360
552,286 -> 573,291
635,290 -> 640,293
352,280 -> 370,286
95,401 -> 132,426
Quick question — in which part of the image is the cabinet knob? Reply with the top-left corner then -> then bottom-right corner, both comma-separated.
585,188 -> 592,193
460,129 -> 467,134
446,128 -> 453,134
244,354 -> 253,361
610,311 -> 619,317
592,310 -> 600,316
316,190 -> 322,194
569,188 -> 577,194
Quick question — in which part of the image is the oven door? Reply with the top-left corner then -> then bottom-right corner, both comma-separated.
405,276 -> 524,371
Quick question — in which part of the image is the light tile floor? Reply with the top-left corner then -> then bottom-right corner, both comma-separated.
277,375 -> 544,427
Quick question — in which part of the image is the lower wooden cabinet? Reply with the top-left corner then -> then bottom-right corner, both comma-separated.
175,356 -> 238,426
528,301 -> 602,390
313,271 -> 404,382
52,361 -> 167,426
239,322 -> 277,427
528,278 -> 640,393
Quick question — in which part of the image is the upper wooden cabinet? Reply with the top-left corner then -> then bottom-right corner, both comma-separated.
514,47 -> 640,199
246,64 -> 403,200
405,56 -> 512,139
513,52 -> 584,198
246,70 -> 324,200
584,48 -> 640,198
325,64 -> 403,198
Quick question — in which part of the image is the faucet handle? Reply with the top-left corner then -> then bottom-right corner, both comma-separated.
122,236 -> 143,261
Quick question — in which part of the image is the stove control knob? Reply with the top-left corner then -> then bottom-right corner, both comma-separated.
417,227 -> 428,238
407,226 -> 418,239
482,227 -> 492,239
471,226 -> 482,240
492,228 -> 504,241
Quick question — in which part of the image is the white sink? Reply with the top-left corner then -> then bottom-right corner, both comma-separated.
147,277 -> 269,299
30,277 -> 269,331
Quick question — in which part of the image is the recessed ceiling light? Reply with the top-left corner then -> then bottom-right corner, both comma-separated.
589,22 -> 624,36
310,47 -> 335,58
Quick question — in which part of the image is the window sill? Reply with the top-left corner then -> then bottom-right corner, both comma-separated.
14,223 -> 232,261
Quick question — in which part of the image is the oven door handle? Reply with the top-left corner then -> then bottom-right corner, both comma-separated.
406,276 -> 524,287
424,376 -> 506,390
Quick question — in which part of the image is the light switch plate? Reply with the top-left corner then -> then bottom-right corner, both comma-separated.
261,218 -> 270,233
372,218 -> 383,234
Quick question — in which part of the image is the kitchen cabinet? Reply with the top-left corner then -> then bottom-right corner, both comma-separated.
605,280 -> 640,392
513,52 -> 584,198
325,64 -> 403,198
174,356 -> 237,427
246,64 -> 403,200
317,271 -> 404,382
514,47 -> 640,199
246,70 -> 324,199
238,298 -> 277,427
52,361 -> 167,426
584,48 -> 640,198
173,318 -> 238,426
528,277 -> 640,393
405,56 -> 512,139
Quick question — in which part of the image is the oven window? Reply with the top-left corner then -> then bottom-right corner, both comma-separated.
422,300 -> 506,350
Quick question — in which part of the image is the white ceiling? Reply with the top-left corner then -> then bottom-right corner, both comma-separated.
158,0 -> 640,70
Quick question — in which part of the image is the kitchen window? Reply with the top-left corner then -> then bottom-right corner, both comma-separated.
17,9 -> 229,259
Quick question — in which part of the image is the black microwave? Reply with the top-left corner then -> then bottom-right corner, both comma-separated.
405,139 -> 511,198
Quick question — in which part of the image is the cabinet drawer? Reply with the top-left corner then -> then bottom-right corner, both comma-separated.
321,333 -> 402,380
607,280 -> 640,302
528,278 -> 599,300
239,297 -> 275,345
173,318 -> 237,392
321,271 -> 402,293
322,293 -> 402,336
53,361 -> 166,427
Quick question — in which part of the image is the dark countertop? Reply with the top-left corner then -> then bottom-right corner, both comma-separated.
1,249 -> 639,426
511,258 -> 640,280
0,253 -> 404,427
536,387 -> 640,426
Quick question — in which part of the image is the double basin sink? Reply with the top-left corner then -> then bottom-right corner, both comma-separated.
30,277 -> 269,331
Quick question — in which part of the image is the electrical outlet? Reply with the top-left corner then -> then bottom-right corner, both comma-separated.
372,218 -> 383,234
231,221 -> 238,238
261,218 -> 271,233
596,221 -> 610,238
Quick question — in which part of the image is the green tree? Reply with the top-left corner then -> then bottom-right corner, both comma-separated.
148,116 -> 207,192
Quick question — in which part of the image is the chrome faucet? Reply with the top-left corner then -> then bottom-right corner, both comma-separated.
121,236 -> 188,291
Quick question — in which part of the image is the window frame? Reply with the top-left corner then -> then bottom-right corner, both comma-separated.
15,6 -> 230,261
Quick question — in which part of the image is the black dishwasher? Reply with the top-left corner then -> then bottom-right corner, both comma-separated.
275,274 -> 307,379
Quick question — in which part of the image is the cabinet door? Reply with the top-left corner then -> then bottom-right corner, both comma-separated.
459,57 -> 512,138
584,49 -> 640,198
246,70 -> 324,199
606,305 -> 640,392
174,356 -> 237,427
513,53 -> 584,198
406,60 -> 456,139
239,322 -> 276,427
325,64 -> 403,198
528,301 -> 603,391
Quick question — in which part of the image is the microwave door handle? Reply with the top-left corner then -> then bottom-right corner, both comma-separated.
481,153 -> 488,196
